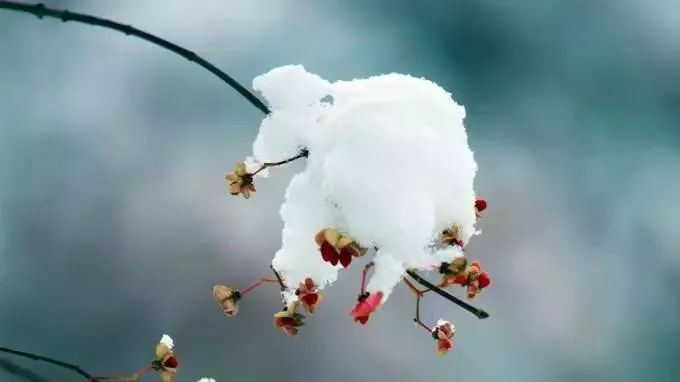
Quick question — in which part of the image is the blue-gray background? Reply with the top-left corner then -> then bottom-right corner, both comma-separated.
1,1 -> 678,381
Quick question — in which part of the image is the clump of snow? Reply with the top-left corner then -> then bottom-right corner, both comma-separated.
160,334 -> 174,349
252,65 -> 478,302
436,319 -> 455,332
197,379 -> 216,382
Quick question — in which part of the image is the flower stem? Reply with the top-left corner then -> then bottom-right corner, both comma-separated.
403,277 -> 428,296
0,0 -> 269,115
360,262 -> 374,295
251,149 -> 309,176
94,364 -> 153,381
0,346 -> 100,381
270,265 -> 287,291
413,295 -> 432,332
240,278 -> 278,297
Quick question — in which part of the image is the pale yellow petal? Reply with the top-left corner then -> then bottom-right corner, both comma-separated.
161,370 -> 175,382
229,183 -> 241,195
324,229 -> 340,247
155,343 -> 170,360
314,229 -> 327,246
336,236 -> 352,249
235,162 -> 246,176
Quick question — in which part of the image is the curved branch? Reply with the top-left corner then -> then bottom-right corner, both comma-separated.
0,346 -> 99,381
0,0 -> 270,115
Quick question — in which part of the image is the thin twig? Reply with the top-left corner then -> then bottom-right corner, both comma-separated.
413,295 -> 432,332
360,262 -> 374,295
403,277 -> 425,296
0,346 -> 99,381
406,270 -> 489,319
270,265 -> 287,291
239,278 -> 278,296
94,364 -> 152,381
251,149 -> 309,176
0,0 -> 269,115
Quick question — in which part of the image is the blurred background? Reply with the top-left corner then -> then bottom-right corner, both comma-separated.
1,0 -> 678,381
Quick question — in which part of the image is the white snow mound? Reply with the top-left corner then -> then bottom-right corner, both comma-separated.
251,65 -> 479,302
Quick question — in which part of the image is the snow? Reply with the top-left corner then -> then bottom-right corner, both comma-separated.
197,379 -> 216,382
159,334 -> 174,349
251,65 -> 479,303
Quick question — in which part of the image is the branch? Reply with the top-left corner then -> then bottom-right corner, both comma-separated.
405,270 -> 489,319
0,0 -> 269,115
251,149 -> 309,176
270,265 -> 287,291
0,346 -> 99,381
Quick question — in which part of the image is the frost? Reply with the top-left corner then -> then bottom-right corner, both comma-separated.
252,65 -> 478,302
159,334 -> 174,350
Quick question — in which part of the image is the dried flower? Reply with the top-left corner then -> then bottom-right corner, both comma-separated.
296,278 -> 323,313
441,224 -> 464,247
439,256 -> 468,287
432,320 -> 456,356
212,285 -> 240,317
153,334 -> 179,382
446,261 -> 491,299
273,302 -> 306,336
475,197 -> 488,218
315,228 -> 368,268
226,161 -> 256,199
350,291 -> 383,325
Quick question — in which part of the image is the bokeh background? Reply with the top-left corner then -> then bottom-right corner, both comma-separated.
1,0 -> 679,381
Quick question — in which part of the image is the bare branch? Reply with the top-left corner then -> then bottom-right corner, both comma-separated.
0,0 -> 269,115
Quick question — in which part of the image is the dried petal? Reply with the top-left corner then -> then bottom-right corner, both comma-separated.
314,229 -> 327,246
228,183 -> 241,195
436,338 -> 453,356
336,235 -> 353,249
161,371 -> 176,382
235,162 -> 247,176
324,229 -> 340,247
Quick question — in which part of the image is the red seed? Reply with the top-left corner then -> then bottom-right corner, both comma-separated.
475,198 -> 487,212
163,356 -> 179,368
320,241 -> 335,262
339,248 -> 353,268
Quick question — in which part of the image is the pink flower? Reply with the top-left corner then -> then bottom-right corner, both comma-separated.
350,291 -> 383,325
296,278 -> 323,314
432,320 -> 456,356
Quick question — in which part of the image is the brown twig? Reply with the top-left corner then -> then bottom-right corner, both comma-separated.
270,265 -> 287,291
413,294 -> 432,332
251,149 -> 309,176
360,262 -> 375,295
